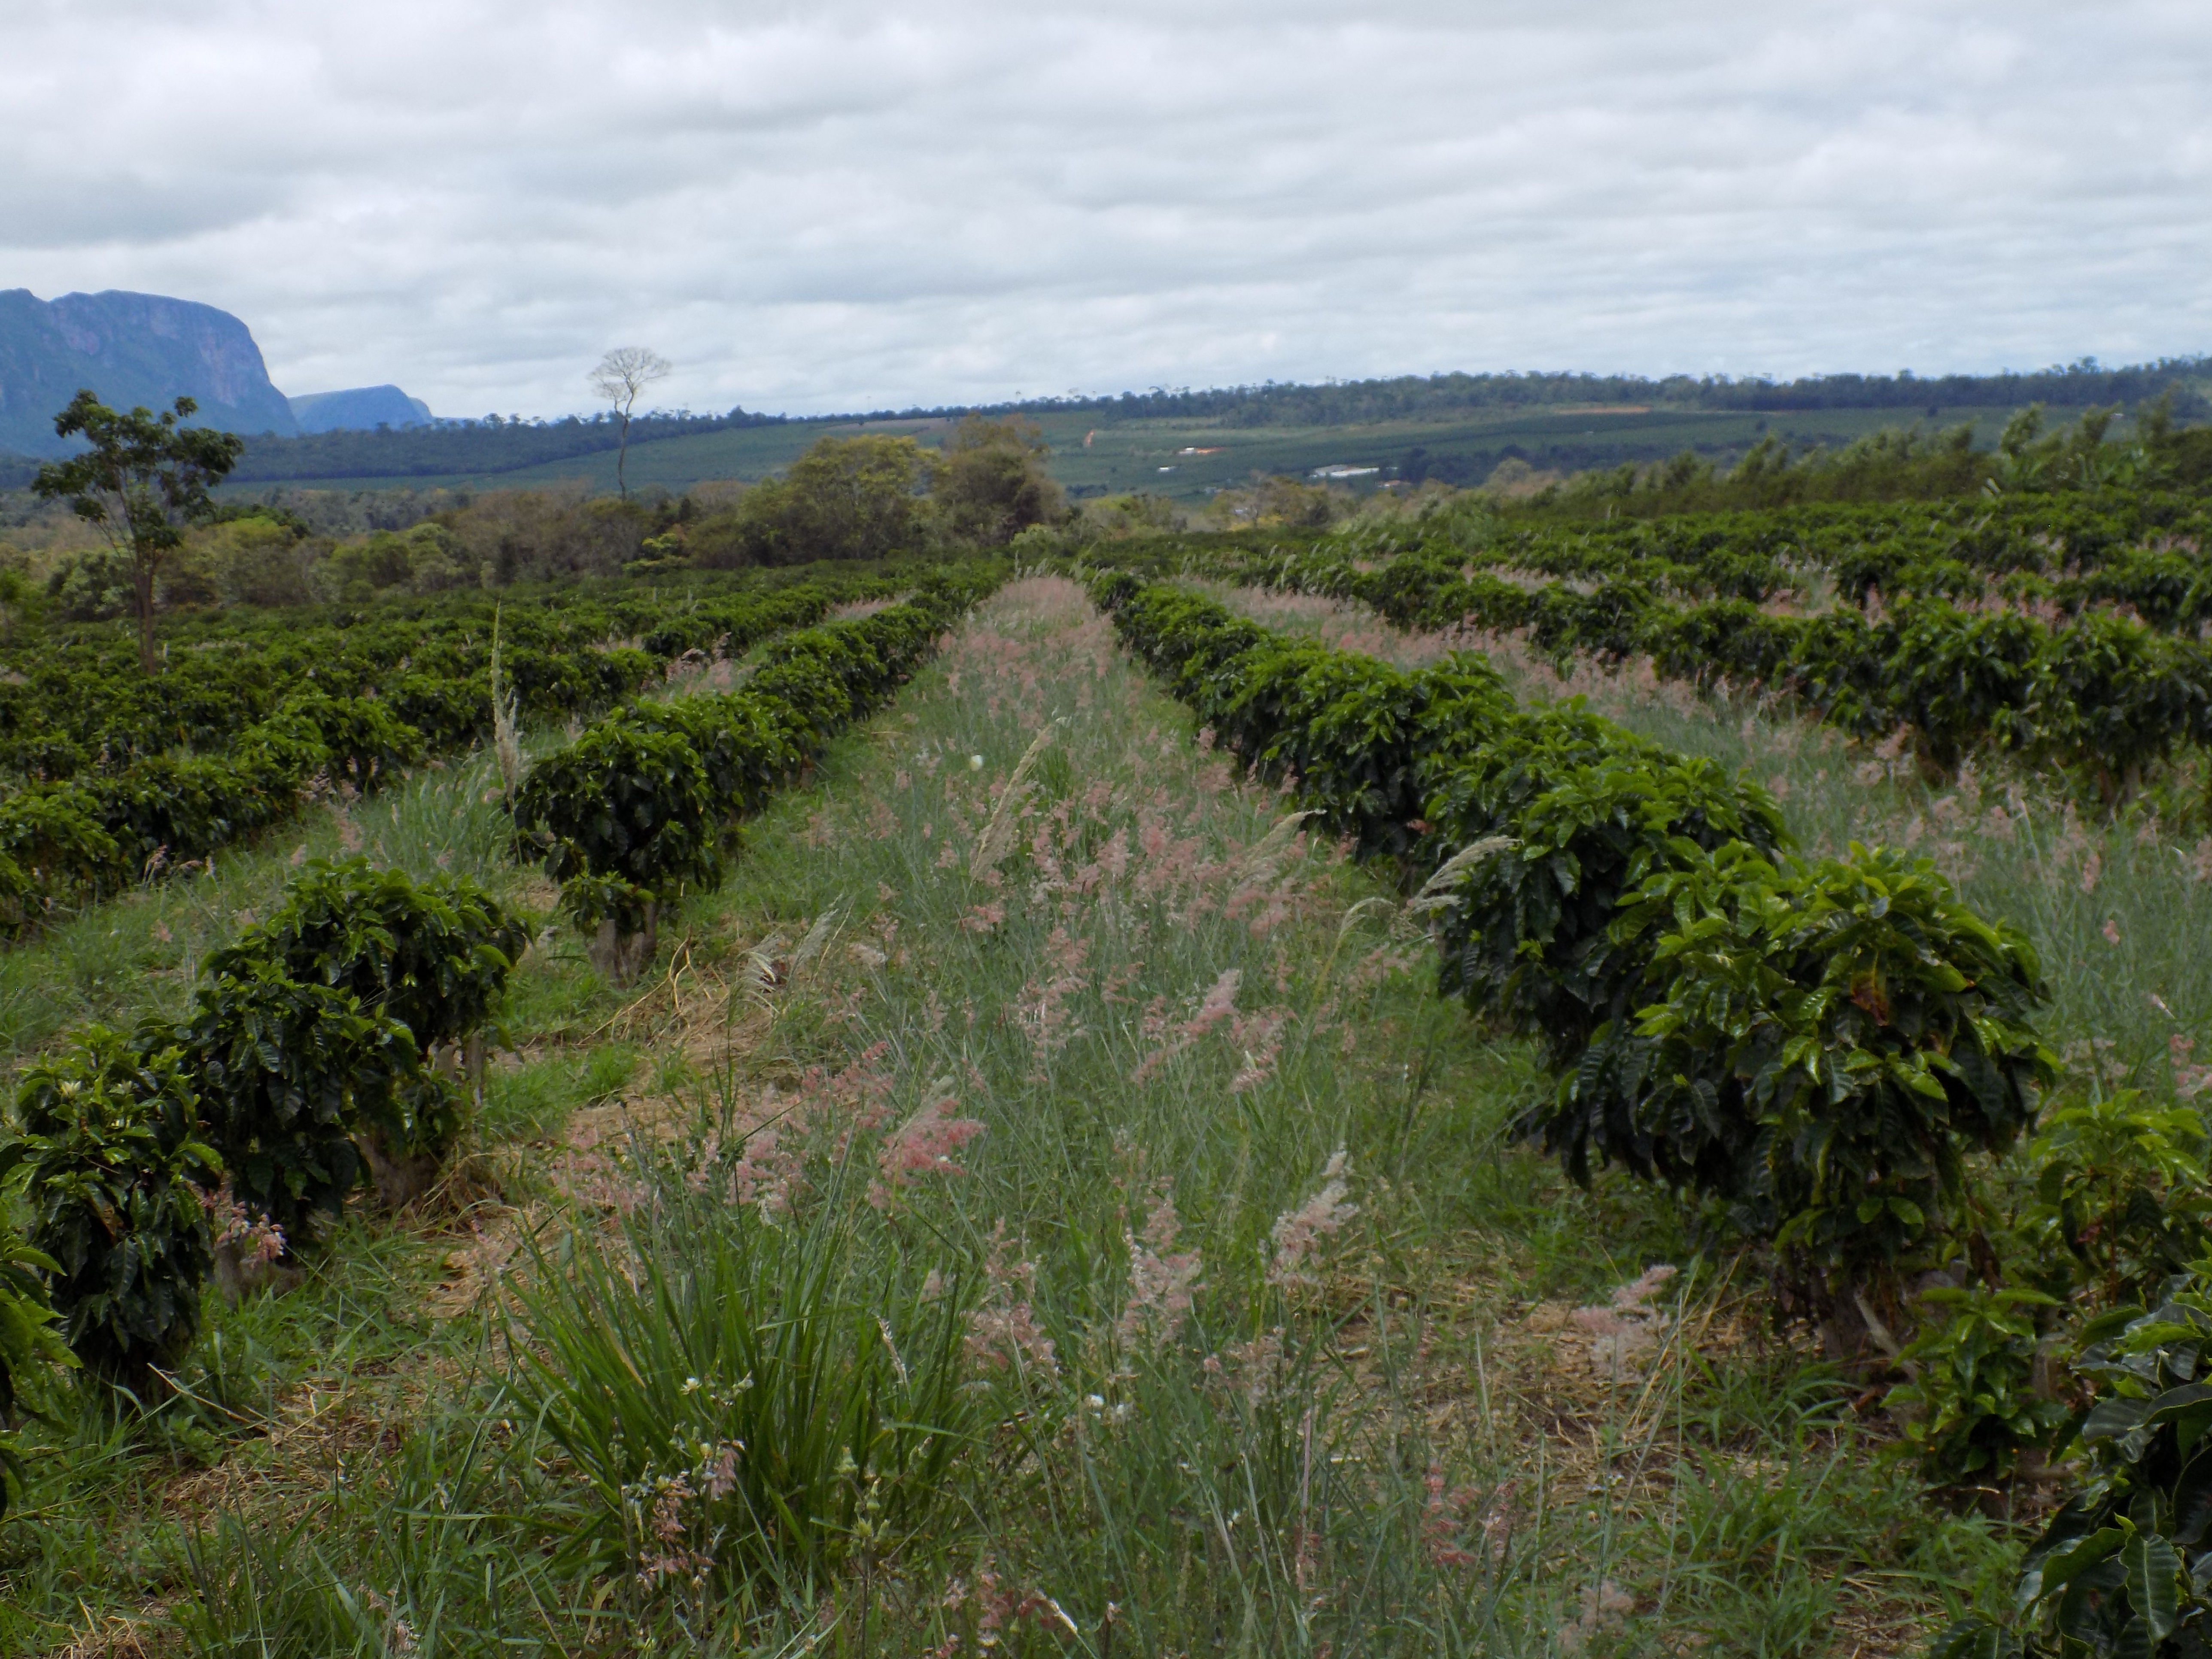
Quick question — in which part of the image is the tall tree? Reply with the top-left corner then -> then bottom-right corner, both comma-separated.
33,391 -> 243,675
587,347 -> 672,500
930,415 -> 1067,545
701,435 -> 930,566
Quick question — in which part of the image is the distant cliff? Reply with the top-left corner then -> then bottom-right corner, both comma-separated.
0,289 -> 298,457
289,385 -> 434,433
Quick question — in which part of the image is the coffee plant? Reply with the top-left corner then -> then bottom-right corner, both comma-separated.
0,567 -> 913,930
2,1026 -> 220,1394
1885,1284 -> 2071,1491
0,1229 -> 70,1512
1936,1277 -> 2212,1657
180,959 -> 417,1243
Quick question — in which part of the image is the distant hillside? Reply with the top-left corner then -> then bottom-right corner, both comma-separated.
288,385 -> 433,433
6,320 -> 2207,500
925,359 -> 2212,429
0,289 -> 298,456
224,407 -> 789,484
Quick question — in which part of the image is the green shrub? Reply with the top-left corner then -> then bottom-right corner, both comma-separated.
181,961 -> 417,1242
512,722 -> 725,956
0,784 -> 123,901
216,857 -> 529,1163
1620,843 -> 2054,1334
1936,1278 -> 2212,1656
3,1026 -> 219,1394
234,859 -> 527,1054
2014,1089 -> 2212,1310
1884,1284 -> 2069,1489
1426,741 -> 1785,1087
613,693 -> 802,820
2026,616 -> 2212,800
278,691 -> 426,786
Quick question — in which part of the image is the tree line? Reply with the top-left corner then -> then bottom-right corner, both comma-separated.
21,388 -> 1069,656
924,357 -> 2212,430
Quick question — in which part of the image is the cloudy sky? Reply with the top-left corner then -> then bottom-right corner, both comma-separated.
3,0 -> 2207,419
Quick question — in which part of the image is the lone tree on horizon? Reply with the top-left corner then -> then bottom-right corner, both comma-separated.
33,390 -> 243,675
588,346 -> 672,500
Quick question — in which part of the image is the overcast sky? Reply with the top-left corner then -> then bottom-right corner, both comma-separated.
3,0 -> 2206,419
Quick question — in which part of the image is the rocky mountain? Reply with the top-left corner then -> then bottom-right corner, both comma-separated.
288,385 -> 434,433
0,289 -> 299,457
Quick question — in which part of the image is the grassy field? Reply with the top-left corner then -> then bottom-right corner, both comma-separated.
0,573 -> 2060,1656
215,402 -> 2116,504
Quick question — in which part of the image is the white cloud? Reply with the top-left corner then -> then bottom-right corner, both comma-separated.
1,0 -> 2206,416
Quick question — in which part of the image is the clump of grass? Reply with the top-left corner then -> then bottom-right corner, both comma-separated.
505,1155 -> 975,1619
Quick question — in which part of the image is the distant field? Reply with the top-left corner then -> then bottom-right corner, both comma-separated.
218,401 -> 2113,502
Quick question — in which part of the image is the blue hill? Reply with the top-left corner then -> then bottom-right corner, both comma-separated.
0,289 -> 298,456
288,385 -> 434,433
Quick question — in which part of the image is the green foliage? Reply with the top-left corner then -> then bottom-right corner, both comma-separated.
1885,1285 -> 2069,1488
1939,1275 -> 2212,1656
0,567 -> 892,930
514,722 -> 726,930
278,690 -> 426,785
2,1026 -> 219,1391
694,434 -> 930,566
31,390 -> 244,673
1621,843 -> 2053,1295
2017,1090 -> 2212,1310
507,1180 -> 974,1595
931,415 -> 1069,546
239,857 -> 528,1057
514,577 -> 997,958
1426,734 -> 1786,1080
213,857 -> 529,1160
180,960 -> 416,1241
611,693 -> 801,821
0,1229 -> 71,1514
1253,492 -> 2212,805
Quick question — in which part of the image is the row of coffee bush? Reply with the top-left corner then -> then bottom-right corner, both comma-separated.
1091,574 -> 2212,1651
1095,573 -> 2052,1326
1386,490 -> 2212,604
0,576 -> 899,929
1265,485 -> 2212,633
512,564 -> 1004,979
1255,542 -> 2212,795
0,564 -> 1003,1507
0,566 -> 861,773
0,857 -> 525,1504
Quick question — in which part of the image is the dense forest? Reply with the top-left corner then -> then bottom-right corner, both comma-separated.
939,357 -> 2212,428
